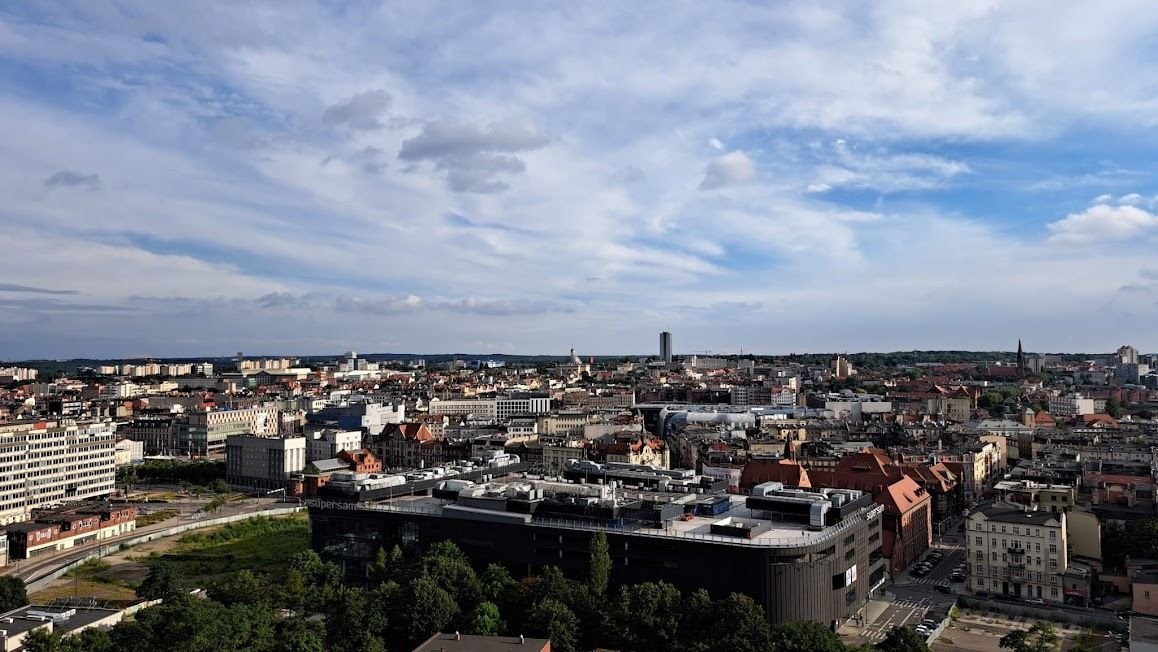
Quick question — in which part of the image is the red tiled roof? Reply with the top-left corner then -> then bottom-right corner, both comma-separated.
739,460 -> 812,488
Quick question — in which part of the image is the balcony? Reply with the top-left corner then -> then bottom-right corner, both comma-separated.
1008,547 -> 1026,556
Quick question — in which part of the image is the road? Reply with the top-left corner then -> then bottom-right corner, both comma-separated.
856,542 -> 967,643
5,496 -> 290,586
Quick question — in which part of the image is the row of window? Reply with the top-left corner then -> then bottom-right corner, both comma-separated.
974,521 -> 1057,539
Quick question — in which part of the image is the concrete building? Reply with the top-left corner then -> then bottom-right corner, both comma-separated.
308,401 -> 404,437
176,406 -> 281,457
310,481 -> 887,626
113,438 -> 144,467
0,420 -> 117,525
832,356 -> 856,379
307,429 -> 363,462
1048,393 -> 1095,418
6,505 -> 137,560
225,435 -> 306,490
966,504 -> 1068,603
660,331 -> 673,364
428,394 -> 551,420
122,416 -> 177,456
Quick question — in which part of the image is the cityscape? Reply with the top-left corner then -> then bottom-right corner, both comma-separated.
0,340 -> 1154,650
5,2 -> 1158,651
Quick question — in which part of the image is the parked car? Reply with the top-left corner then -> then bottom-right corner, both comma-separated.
935,584 -> 953,594
1025,598 -> 1046,605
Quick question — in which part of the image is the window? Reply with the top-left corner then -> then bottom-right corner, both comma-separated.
977,578 -> 984,587
992,538 -> 997,546
991,524 -> 996,532
1051,588 -> 1058,598
1001,525 -> 1007,533
976,537 -> 983,546
1014,526 -> 1020,535
1035,542 -> 1041,552
976,551 -> 984,561
1049,544 -> 1057,554
1049,530 -> 1056,540
1147,591 -> 1151,599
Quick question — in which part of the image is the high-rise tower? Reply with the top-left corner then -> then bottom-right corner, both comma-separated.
660,331 -> 673,364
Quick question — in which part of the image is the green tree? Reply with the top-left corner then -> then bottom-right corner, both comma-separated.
480,562 -> 516,602
527,598 -> 579,652
0,576 -> 28,612
60,627 -> 114,652
677,588 -> 715,652
326,587 -> 386,652
211,569 -> 266,607
1106,397 -> 1123,418
209,478 -> 231,494
768,620 -> 845,652
136,561 -> 180,600
876,626 -> 930,652
21,628 -> 62,652
999,622 -> 1059,652
710,593 -> 773,652
273,619 -> 326,652
610,581 -> 682,651
406,575 -> 460,644
419,548 -> 482,609
466,600 -> 504,636
589,530 -> 611,596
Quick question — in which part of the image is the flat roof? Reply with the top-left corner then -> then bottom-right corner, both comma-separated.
345,492 -> 878,549
414,632 -> 550,651
0,605 -> 120,638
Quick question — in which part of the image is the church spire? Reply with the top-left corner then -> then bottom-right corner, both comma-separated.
1017,339 -> 1025,376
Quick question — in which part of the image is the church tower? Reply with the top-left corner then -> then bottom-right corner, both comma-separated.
1017,339 -> 1025,376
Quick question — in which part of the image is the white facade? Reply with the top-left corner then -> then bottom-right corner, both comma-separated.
114,438 -> 145,466
1048,393 -> 1095,418
225,435 -> 306,490
307,429 -> 363,462
966,507 -> 1068,604
0,420 -> 117,525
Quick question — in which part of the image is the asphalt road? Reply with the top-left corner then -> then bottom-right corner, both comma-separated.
855,542 -> 967,642
5,497 -> 289,585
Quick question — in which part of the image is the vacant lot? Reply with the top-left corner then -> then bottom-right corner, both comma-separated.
31,514 -> 309,607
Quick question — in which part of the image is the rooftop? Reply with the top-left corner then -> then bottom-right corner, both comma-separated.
413,632 -> 551,652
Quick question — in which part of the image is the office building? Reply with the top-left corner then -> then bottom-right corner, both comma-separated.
309,478 -> 887,626
225,435 -> 307,490
176,406 -> 281,457
660,331 -> 673,364
0,420 -> 117,525
307,429 -> 364,462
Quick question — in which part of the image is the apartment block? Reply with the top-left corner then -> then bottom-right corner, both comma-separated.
0,420 -> 117,525
966,504 -> 1068,604
307,429 -> 363,462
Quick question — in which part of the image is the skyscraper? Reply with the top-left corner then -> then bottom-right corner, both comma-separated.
660,331 -> 673,364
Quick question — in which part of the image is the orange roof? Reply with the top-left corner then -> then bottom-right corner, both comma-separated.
740,460 -> 811,488
879,476 -> 930,513
1033,411 -> 1054,425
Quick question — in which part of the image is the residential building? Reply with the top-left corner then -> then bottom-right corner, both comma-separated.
966,504 -> 1068,603
122,416 -> 176,456
0,420 -> 117,525
225,435 -> 306,490
1048,393 -> 1095,418
832,356 -> 855,379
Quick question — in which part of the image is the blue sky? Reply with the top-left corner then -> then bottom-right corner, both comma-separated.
2,2 -> 1158,359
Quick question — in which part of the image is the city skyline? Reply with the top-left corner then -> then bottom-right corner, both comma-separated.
5,4 -> 1158,358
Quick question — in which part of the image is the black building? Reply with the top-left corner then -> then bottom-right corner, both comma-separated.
309,482 -> 888,626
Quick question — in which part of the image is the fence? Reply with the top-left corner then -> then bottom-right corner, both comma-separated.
24,506 -> 305,592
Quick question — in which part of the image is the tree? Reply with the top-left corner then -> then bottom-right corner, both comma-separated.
22,628 -> 62,652
466,600 -> 504,636
60,627 -> 114,652
210,478 -> 231,494
273,620 -> 325,652
0,576 -> 28,612
405,575 -> 460,644
1106,397 -> 1123,418
876,626 -> 930,652
610,581 -> 682,651
480,563 -> 516,602
999,622 -> 1059,652
677,588 -> 715,652
709,593 -> 773,652
768,620 -> 845,652
527,598 -> 579,652
419,549 -> 482,609
211,569 -> 266,607
588,530 -> 610,597
136,561 -> 180,600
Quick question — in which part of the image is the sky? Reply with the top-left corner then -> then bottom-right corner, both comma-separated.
3,2 -> 1158,359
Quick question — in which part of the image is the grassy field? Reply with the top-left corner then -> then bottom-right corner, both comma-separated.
160,514 -> 309,583
136,509 -> 181,527
31,514 -> 310,607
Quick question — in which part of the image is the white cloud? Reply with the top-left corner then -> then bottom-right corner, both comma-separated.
1047,204 -> 1158,244
699,151 -> 754,190
1119,192 -> 1145,205
1092,194 -> 1113,204
708,137 -> 725,151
